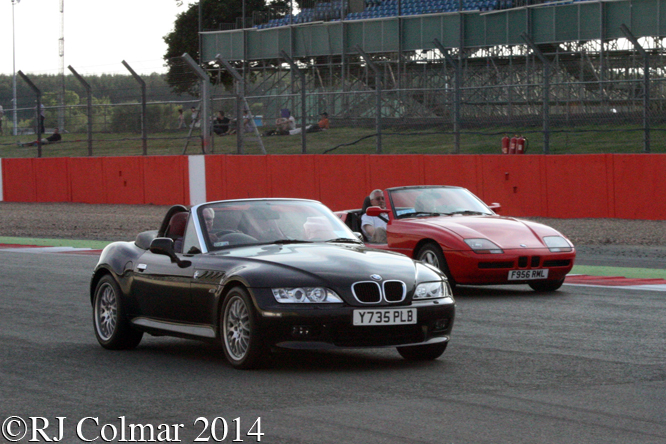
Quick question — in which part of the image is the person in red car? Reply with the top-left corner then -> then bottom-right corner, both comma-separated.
361,189 -> 388,243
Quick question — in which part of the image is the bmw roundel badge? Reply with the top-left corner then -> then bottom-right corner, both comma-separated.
370,274 -> 382,281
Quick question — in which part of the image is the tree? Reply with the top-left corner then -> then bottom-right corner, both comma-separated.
163,0 -> 287,96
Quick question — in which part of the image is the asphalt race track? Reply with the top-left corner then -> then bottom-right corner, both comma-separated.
1,249 -> 665,444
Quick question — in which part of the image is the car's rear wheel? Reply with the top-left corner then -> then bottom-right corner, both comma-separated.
397,342 -> 448,361
220,287 -> 267,369
93,275 -> 143,350
529,278 -> 565,292
416,242 -> 456,289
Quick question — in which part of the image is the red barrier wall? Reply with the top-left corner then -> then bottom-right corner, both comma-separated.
612,154 -> 666,219
544,155 -> 613,218
2,154 -> 664,220
316,155 -> 369,210
69,158 -> 106,203
143,156 -> 188,206
2,158 -> 37,202
103,157 -> 145,205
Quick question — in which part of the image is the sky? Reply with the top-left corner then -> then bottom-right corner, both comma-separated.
0,0 -> 190,77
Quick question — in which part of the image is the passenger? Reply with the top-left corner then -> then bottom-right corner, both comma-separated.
361,189 -> 388,243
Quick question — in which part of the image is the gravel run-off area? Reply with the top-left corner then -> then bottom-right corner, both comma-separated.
1,201 -> 664,265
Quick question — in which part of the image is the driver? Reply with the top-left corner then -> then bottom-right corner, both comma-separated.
202,207 -> 218,243
361,189 -> 388,243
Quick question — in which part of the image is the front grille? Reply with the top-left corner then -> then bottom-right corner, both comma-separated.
331,324 -> 425,347
518,256 -> 528,267
352,280 -> 407,304
531,256 -> 541,267
543,259 -> 571,267
352,282 -> 381,303
383,281 -> 406,302
479,261 -> 514,269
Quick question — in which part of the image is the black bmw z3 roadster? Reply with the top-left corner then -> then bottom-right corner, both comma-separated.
90,198 -> 455,369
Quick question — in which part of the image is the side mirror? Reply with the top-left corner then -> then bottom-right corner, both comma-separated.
149,238 -> 192,268
488,202 -> 501,213
366,206 -> 391,218
353,232 -> 364,241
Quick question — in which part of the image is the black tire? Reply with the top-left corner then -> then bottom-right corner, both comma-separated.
397,342 -> 448,361
93,275 -> 143,350
220,287 -> 267,370
416,242 -> 456,289
529,278 -> 565,292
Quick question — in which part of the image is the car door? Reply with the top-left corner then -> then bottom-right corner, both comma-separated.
132,248 -> 196,323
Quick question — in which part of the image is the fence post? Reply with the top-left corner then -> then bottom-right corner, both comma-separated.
355,45 -> 383,154
122,61 -> 148,155
68,66 -> 93,156
18,71 -> 42,158
433,39 -> 461,154
216,55 -> 245,154
620,24 -> 650,153
521,33 -> 551,155
181,53 -> 212,154
280,50 -> 307,154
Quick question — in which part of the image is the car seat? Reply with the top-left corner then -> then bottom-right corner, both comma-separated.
165,212 -> 188,253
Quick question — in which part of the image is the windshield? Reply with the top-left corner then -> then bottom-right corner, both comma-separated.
198,200 -> 359,250
389,187 -> 494,219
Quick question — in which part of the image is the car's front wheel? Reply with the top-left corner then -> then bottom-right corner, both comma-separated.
529,278 -> 565,292
416,242 -> 456,289
220,287 -> 267,370
397,342 -> 448,361
93,275 -> 143,350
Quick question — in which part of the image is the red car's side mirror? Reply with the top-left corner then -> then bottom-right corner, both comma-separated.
366,206 -> 391,217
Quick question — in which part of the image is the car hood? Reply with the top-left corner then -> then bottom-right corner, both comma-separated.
208,242 -> 436,288
413,215 -> 566,249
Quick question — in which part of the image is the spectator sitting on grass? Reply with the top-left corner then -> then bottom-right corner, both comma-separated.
18,128 -> 62,147
289,112 -> 330,135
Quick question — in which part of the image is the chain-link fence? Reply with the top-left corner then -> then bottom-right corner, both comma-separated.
2,35 -> 666,158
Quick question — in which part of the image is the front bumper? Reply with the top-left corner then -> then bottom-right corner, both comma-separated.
253,297 -> 455,349
446,248 -> 575,285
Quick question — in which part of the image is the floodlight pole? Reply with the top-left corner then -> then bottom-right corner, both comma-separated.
521,33 -> 551,154
68,65 -> 93,156
18,71 -> 42,158
355,45 -> 383,154
620,24 -> 650,153
122,60 -> 148,155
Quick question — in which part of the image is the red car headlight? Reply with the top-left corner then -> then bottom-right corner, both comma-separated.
543,236 -> 573,252
464,238 -> 504,254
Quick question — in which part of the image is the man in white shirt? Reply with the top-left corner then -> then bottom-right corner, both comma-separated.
361,189 -> 388,243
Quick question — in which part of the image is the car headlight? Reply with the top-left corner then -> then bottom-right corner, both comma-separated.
543,236 -> 573,252
414,281 -> 450,300
272,287 -> 343,303
464,238 -> 503,254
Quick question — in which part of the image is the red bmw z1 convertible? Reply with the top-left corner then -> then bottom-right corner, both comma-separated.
336,186 -> 576,292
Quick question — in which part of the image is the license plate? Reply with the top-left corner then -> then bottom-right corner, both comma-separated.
353,308 -> 417,326
508,269 -> 549,280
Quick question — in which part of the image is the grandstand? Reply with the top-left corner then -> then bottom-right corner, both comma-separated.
201,0 -> 666,153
